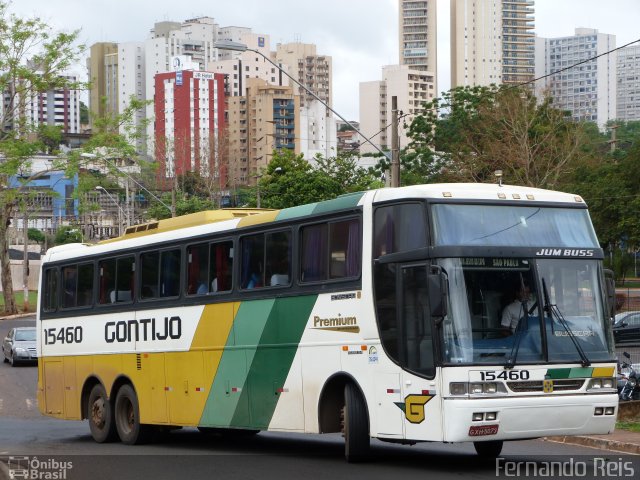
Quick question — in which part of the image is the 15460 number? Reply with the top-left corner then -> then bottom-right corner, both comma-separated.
480,370 -> 530,381
44,326 -> 83,345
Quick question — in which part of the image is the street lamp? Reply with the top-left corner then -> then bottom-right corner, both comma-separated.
213,40 -> 397,183
96,186 -> 126,236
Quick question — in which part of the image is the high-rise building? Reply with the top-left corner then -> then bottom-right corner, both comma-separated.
300,100 -> 337,161
617,44 -> 640,121
227,78 -> 300,186
21,75 -> 82,134
359,64 -> 435,155
88,42 -> 145,149
450,0 -> 535,87
399,1 -> 438,81
153,70 -> 226,184
87,42 -> 118,121
209,31 -> 289,98
537,28 -> 616,128
275,42 -> 332,110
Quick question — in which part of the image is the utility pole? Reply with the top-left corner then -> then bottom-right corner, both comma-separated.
22,209 -> 29,311
609,124 -> 618,153
391,96 -> 400,188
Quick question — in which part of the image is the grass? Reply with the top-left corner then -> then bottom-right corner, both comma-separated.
0,291 -> 38,313
616,421 -> 640,433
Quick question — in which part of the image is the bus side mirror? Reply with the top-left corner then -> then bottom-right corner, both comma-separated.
604,268 -> 615,318
428,267 -> 448,321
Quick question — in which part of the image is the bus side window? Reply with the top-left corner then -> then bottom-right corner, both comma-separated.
241,234 -> 265,289
43,268 -> 58,312
77,263 -> 94,307
329,219 -> 361,279
98,259 -> 116,305
266,231 -> 291,287
187,243 -> 209,295
160,249 -> 181,297
210,240 -> 233,292
300,224 -> 327,282
61,265 -> 78,309
140,251 -> 159,299
115,256 -> 135,303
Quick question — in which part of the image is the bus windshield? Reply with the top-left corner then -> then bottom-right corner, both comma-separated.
431,204 -> 599,247
438,257 -> 614,365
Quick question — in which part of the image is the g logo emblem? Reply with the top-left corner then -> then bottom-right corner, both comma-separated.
395,394 -> 434,424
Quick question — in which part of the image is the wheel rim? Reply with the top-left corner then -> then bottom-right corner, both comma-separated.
91,397 -> 106,429
118,397 -> 134,435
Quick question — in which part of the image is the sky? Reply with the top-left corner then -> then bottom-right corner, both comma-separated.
9,0 -> 640,121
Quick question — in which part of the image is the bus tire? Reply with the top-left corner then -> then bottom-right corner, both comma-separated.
114,384 -> 150,445
474,440 -> 503,458
343,382 -> 370,463
88,384 -> 117,443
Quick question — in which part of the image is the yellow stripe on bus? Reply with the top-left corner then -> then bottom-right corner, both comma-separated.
592,367 -> 615,377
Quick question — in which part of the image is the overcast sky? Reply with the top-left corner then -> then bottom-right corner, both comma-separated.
10,0 -> 640,121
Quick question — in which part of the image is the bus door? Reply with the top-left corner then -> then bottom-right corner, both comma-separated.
398,264 -> 443,441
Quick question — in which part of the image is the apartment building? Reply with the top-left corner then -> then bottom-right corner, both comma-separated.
359,64 -> 435,155
275,42 -> 332,109
451,0 -> 535,87
399,1 -> 438,77
537,28 -> 616,127
227,78 -> 300,186
153,70 -> 226,184
617,44 -> 640,121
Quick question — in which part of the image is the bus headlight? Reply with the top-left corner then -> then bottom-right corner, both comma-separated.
450,382 -> 507,397
450,383 -> 467,396
470,383 -> 484,394
587,378 -> 616,391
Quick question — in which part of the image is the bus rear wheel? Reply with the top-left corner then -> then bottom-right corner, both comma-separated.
474,440 -> 503,458
342,383 -> 370,463
114,384 -> 150,445
88,384 -> 117,443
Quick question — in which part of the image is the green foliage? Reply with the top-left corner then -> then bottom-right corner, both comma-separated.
80,101 -> 89,125
37,125 -> 63,154
251,150 -> 380,209
54,226 -> 82,245
27,228 -> 45,243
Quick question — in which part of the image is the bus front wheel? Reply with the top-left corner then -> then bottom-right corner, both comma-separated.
474,440 -> 503,458
88,384 -> 117,443
114,384 -> 150,445
343,383 -> 370,463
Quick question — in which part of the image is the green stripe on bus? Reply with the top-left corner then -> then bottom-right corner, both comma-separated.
311,192 -> 365,215
199,299 -> 275,428
230,295 -> 317,429
545,368 -> 571,379
568,367 -> 594,378
276,203 -> 318,221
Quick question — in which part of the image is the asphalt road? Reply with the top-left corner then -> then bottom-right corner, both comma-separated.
1,316 -> 639,480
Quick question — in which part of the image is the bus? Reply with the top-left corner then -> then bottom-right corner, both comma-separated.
37,183 -> 618,462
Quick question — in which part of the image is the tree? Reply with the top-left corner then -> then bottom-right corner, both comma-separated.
37,125 -> 63,154
0,2 -> 85,313
404,85 -> 594,189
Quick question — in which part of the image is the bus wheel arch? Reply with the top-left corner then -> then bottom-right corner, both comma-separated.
318,373 -> 369,435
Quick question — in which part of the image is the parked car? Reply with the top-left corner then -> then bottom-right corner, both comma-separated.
613,311 -> 640,344
2,327 -> 37,366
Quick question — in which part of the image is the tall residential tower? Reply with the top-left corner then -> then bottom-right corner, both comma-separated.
399,1 -> 438,93
451,0 -> 535,87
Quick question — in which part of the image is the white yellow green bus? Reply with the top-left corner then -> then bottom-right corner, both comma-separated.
37,183 -> 618,461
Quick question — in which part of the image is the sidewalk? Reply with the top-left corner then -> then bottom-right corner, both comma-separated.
546,429 -> 640,455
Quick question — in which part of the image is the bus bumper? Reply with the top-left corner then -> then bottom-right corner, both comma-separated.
442,394 -> 618,443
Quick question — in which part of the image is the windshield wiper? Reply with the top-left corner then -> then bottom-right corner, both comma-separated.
505,274 -> 530,369
542,278 -> 591,367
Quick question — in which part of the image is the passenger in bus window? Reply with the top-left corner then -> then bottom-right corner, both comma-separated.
501,282 -> 532,334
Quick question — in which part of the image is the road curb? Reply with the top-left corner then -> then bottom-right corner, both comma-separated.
0,313 -> 35,322
545,435 -> 640,455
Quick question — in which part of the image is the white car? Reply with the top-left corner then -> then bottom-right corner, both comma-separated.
2,327 -> 37,366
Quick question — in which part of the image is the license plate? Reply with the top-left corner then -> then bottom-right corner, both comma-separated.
468,424 -> 499,436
